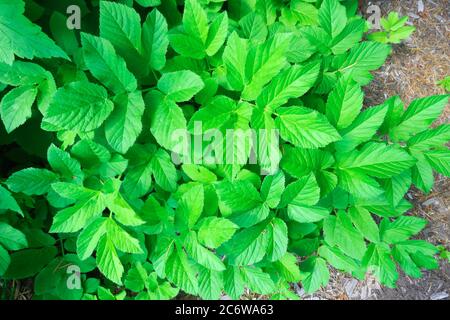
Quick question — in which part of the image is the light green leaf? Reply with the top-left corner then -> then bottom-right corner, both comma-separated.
197,217 -> 238,249
105,91 -> 144,154
326,74 -> 363,129
299,256 -> 330,294
318,0 -> 347,38
184,232 -> 225,271
0,185 -> 23,215
43,81 -> 114,133
390,95 -> 449,141
242,33 -> 290,100
1,85 -> 37,133
50,190 -> 105,233
276,106 -> 341,149
76,217 -> 108,261
81,33 -> 137,94
257,61 -> 321,112
150,98 -> 187,151
381,216 -> 427,244
165,246 -> 198,295
7,168 -> 58,196
338,142 -> 416,178
266,218 -> 288,261
0,222 -> 28,250
334,211 -> 367,260
142,9 -> 169,71
183,0 -> 209,43
206,12 -> 228,56
96,236 -> 124,285
348,207 -> 380,243
158,70 -> 204,102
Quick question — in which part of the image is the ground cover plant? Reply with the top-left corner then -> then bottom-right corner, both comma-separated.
0,0 -> 449,300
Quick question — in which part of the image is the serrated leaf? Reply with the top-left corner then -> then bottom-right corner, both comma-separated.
276,106 -> 341,149
43,81 -> 114,133
105,91 -> 144,154
81,33 -> 137,94
1,85 -> 37,133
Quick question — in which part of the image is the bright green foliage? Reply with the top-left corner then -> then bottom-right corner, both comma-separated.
368,12 -> 416,44
0,0 -> 448,301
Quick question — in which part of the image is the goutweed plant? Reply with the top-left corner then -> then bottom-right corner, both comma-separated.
0,0 -> 449,300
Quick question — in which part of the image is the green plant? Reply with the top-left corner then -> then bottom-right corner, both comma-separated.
0,0 -> 449,300
437,76 -> 450,92
368,12 -> 416,44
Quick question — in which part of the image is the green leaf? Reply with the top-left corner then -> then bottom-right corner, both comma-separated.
206,12 -> 228,56
242,33 -> 290,100
99,1 -> 145,77
175,184 -> 204,229
223,32 -> 248,91
47,144 -> 84,184
7,168 -> 58,196
224,266 -> 245,299
390,95 -> 449,141
0,245 -> 10,276
197,217 -> 238,249
331,18 -> 365,54
348,207 -> 380,243
149,148 -> 178,192
273,253 -> 301,282
96,236 -> 124,285
256,61 -> 321,112
150,96 -> 187,151
165,246 -> 198,295
326,74 -> 363,129
3,247 -> 57,280
81,33 -> 137,94
339,41 -> 391,85
105,91 -> 145,154
381,216 -> 427,244
142,9 -> 169,71
408,124 -> 450,152
184,232 -> 225,271
219,221 -> 268,266
260,171 -> 285,209
158,70 -> 204,102
183,0 -> 209,43
198,268 -> 223,300
338,142 -> 416,178
362,243 -> 398,288
0,185 -> 23,215
1,85 -> 37,133
214,180 -> 262,216
334,210 -> 367,260
276,106 -> 341,149
424,150 -> 450,176
50,189 -> 105,233
335,104 -> 388,152
318,245 -> 359,273
241,267 -> 276,295
105,219 -> 143,254
108,193 -> 145,227
299,256 -> 330,294
43,81 -> 114,133
0,3 -> 68,65
0,222 -> 28,250
76,217 -> 107,260
266,218 -> 288,261
318,0 -> 347,38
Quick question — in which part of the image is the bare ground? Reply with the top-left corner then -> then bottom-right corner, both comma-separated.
300,0 -> 450,300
